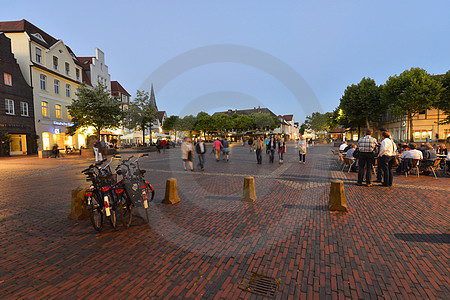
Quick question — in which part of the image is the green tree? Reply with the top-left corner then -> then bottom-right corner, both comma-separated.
162,115 -> 180,132
305,112 -> 329,132
339,78 -> 382,136
68,82 -> 123,138
178,115 -> 197,135
194,112 -> 214,138
251,113 -> 278,131
299,123 -> 308,135
382,68 -> 443,141
212,113 -> 233,133
434,70 -> 450,125
125,90 -> 158,144
233,114 -> 254,132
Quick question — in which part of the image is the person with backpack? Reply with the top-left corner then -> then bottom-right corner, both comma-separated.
248,137 -> 254,152
222,138 -> 230,161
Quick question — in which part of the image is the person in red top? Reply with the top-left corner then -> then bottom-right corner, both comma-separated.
213,138 -> 223,161
161,139 -> 167,153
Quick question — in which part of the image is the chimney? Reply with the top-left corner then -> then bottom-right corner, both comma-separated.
227,109 -> 232,113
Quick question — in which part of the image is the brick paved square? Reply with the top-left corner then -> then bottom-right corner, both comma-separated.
0,144 -> 448,299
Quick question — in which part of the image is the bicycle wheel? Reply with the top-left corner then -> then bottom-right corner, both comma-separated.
89,194 -> 104,232
120,195 -> 133,228
109,206 -> 117,229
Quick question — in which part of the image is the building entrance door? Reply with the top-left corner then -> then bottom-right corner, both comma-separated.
10,134 -> 27,155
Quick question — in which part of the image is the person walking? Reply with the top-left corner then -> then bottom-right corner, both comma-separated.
93,140 -> 103,162
298,135 -> 307,164
161,139 -> 167,153
278,137 -> 286,164
378,131 -> 397,186
254,136 -> 264,164
357,129 -> 378,186
222,138 -> 230,161
248,137 -> 254,152
195,138 -> 206,171
100,140 -> 107,159
265,136 -> 270,154
267,136 -> 276,163
213,138 -> 222,161
181,137 -> 194,171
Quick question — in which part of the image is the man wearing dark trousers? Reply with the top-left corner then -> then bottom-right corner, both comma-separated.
357,129 -> 378,186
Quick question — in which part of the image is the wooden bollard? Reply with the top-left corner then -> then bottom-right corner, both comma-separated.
242,176 -> 257,202
163,178 -> 181,204
68,189 -> 90,220
329,180 -> 347,212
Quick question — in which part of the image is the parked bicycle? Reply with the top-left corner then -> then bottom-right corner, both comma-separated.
115,154 -> 154,224
82,157 -> 120,231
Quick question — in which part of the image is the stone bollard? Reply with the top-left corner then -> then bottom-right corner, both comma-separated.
68,189 -> 90,220
329,180 -> 347,212
163,178 -> 181,204
242,176 -> 257,202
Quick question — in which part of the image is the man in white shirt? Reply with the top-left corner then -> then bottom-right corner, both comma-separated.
378,131 -> 397,186
399,143 -> 423,174
339,141 -> 348,151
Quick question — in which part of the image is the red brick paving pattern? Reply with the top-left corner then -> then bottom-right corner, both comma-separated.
0,144 -> 449,299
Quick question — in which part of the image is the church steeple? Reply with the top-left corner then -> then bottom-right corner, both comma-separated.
150,83 -> 157,109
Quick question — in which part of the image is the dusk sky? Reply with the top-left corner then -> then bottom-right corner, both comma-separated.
3,0 -> 449,122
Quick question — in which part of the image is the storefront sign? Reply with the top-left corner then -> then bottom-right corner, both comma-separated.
53,121 -> 74,127
54,128 -> 60,134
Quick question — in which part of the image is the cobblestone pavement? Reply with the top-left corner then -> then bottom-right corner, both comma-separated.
0,144 -> 448,299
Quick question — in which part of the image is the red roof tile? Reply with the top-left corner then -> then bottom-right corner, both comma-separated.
77,57 -> 93,71
111,81 -> 130,96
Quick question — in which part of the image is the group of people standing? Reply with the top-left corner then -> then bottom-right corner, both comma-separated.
248,136 -> 286,164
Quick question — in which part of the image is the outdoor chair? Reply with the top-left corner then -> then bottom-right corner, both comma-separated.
342,157 -> 356,172
428,158 -> 441,179
405,159 -> 420,177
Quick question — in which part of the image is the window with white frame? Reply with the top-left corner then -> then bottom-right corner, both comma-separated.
54,79 -> 60,94
76,68 -> 80,81
53,56 -> 58,70
55,104 -> 62,119
65,62 -> 70,76
5,99 -> 14,115
65,84 -> 71,97
20,102 -> 29,116
35,47 -> 42,63
40,74 -> 46,90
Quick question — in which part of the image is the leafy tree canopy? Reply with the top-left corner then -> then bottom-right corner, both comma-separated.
68,82 -> 122,137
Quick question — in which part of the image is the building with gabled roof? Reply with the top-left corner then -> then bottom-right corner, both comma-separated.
77,48 -> 111,91
0,19 -> 86,154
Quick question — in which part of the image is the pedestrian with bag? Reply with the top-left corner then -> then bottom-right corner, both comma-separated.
298,135 -> 307,164
356,129 -> 378,186
93,140 -> 103,162
181,137 -> 194,171
222,138 -> 230,161
213,138 -> 222,161
195,138 -> 206,171
378,131 -> 397,186
248,138 -> 254,152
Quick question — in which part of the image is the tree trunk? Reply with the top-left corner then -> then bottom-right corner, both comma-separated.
149,123 -> 152,144
142,126 -> 146,145
408,114 -> 414,142
365,118 -> 370,130
357,126 -> 361,139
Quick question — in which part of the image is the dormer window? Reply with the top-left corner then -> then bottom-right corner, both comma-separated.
53,56 -> 58,70
31,33 -> 46,43
65,62 -> 70,76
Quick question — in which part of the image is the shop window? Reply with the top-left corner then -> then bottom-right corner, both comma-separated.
41,101 -> 48,117
35,47 -> 42,63
53,56 -> 58,70
55,104 -> 62,119
40,74 -> 46,90
4,73 -> 12,86
5,99 -> 14,115
20,102 -> 29,116
66,84 -> 71,97
42,132 -> 51,150
54,79 -> 59,94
